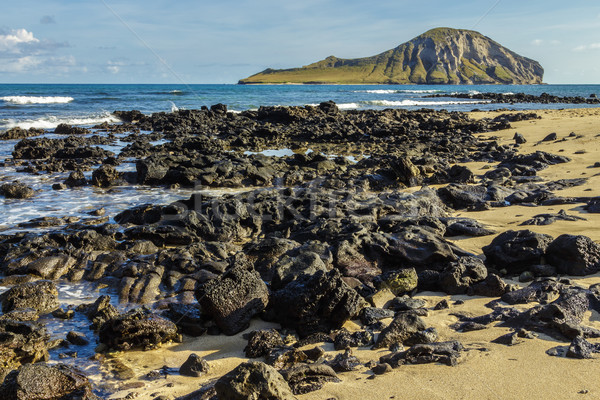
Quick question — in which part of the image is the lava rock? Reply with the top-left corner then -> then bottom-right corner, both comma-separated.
482,230 -> 554,273
91,164 -> 120,187
280,364 -> 340,395
546,234 -> 600,276
98,307 -> 179,351
0,363 -> 100,400
198,267 -> 269,336
374,312 -> 428,349
180,353 -> 210,377
440,256 -> 488,294
267,269 -> 365,337
0,280 -> 59,315
244,329 -> 285,358
0,319 -> 50,368
0,182 -> 35,199
214,361 -> 297,400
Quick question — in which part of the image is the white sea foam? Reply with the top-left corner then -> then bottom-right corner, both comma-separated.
170,102 -> 179,112
337,103 -> 360,110
1,96 -> 74,104
354,89 -> 399,94
1,112 -> 121,130
397,89 -> 443,94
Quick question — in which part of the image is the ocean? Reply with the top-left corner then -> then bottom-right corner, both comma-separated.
1,83 -> 600,131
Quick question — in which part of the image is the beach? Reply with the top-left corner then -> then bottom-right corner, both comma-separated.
1,102 -> 600,400
91,107 -> 600,400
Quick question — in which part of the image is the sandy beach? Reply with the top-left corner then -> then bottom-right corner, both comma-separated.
92,107 -> 600,400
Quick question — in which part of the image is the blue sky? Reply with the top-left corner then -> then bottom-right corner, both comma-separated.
1,0 -> 599,84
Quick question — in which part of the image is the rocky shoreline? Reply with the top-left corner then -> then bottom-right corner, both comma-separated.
0,103 -> 599,399
426,91 -> 600,105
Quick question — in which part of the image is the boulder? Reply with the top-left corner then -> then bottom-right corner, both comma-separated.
0,363 -> 100,400
267,269 -> 365,337
91,164 -> 120,187
198,267 -> 269,335
482,230 -> 554,273
214,361 -> 297,400
439,256 -> 488,294
0,320 -> 50,369
244,329 -> 285,358
374,312 -> 428,349
98,307 -> 179,351
179,353 -> 210,377
546,234 -> 600,275
280,364 -> 340,395
64,171 -> 87,187
0,182 -> 34,199
0,280 -> 59,315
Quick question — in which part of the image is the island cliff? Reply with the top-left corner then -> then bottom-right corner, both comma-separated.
239,27 -> 544,85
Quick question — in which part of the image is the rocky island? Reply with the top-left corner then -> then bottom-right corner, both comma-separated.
239,27 -> 544,85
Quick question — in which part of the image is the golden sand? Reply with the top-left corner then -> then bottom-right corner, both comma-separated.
107,107 -> 600,400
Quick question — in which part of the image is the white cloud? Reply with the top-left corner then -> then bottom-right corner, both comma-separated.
0,29 -> 39,52
574,43 -> 600,52
531,39 -> 543,46
0,28 -> 77,75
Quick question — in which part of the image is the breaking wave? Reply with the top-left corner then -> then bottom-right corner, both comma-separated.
1,96 -> 74,105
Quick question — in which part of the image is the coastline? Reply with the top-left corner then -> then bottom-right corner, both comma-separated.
0,104 -> 599,400
108,107 -> 600,400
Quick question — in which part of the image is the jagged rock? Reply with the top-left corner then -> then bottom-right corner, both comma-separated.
64,171 -> 87,187
374,312 -> 428,349
520,210 -> 586,226
0,320 -> 50,369
91,164 -> 120,187
267,269 -> 365,337
280,364 -> 340,395
25,254 -> 76,280
514,132 -> 527,144
214,361 -> 297,400
360,307 -> 395,325
271,251 -> 328,290
54,123 -> 90,135
388,296 -> 427,312
380,341 -> 464,367
0,182 -> 34,199
265,347 -> 308,370
482,230 -> 554,273
327,348 -> 361,372
440,256 -> 488,294
566,336 -> 600,359
180,353 -> 210,377
542,132 -> 558,142
0,363 -> 100,400
76,295 -> 119,331
0,280 -> 59,315
244,329 -> 285,358
546,234 -> 600,276
467,274 -> 508,297
500,280 -> 561,305
198,267 -> 269,336
333,329 -> 374,350
98,307 -> 179,351
163,303 -> 206,337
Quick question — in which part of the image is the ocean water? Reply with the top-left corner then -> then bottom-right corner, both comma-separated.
1,83 -> 600,130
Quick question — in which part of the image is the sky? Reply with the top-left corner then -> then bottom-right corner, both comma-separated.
1,0 -> 599,84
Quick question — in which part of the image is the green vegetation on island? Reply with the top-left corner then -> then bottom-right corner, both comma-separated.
239,28 -> 544,85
